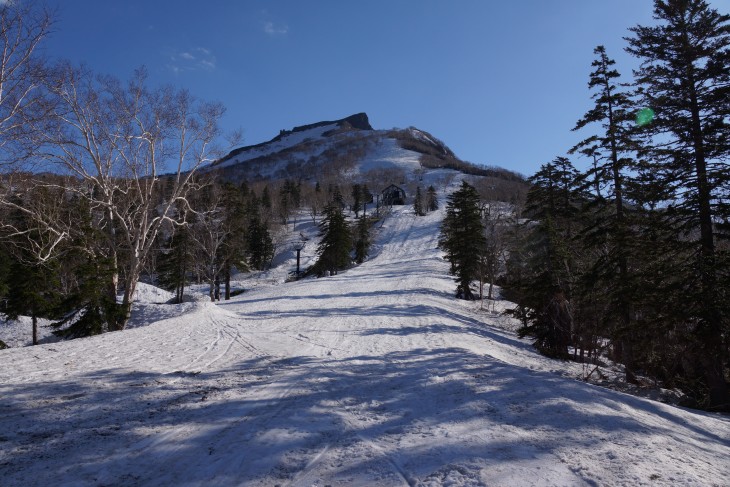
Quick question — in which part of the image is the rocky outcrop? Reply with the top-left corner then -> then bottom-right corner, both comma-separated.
290,112 -> 372,134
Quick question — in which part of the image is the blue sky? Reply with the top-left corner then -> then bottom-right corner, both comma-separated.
40,1 -> 726,176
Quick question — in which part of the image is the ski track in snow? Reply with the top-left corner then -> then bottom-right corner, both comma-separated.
1,175 -> 729,486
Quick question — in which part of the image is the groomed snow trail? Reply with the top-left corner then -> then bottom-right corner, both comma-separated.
1,178 -> 729,486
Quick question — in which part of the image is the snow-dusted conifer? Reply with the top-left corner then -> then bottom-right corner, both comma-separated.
313,190 -> 352,276
439,181 -> 486,300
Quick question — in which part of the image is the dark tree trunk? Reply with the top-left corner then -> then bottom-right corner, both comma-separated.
224,265 -> 231,300
32,314 -> 38,346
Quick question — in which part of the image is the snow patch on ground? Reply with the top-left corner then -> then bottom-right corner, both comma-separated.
2,283 -> 177,347
131,282 -> 175,304
0,315 -> 58,348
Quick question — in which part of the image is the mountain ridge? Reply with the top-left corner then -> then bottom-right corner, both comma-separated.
215,112 -> 373,167
207,112 -> 526,190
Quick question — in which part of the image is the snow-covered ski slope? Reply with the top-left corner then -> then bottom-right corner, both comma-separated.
1,176 -> 729,486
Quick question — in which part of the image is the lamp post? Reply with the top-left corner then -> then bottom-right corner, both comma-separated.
294,239 -> 306,279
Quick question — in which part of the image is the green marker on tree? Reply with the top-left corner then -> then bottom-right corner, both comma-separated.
636,107 -> 654,126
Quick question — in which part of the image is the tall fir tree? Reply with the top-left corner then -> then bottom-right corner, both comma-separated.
439,181 -> 487,300
5,254 -> 60,345
219,183 -> 248,299
245,196 -> 274,271
278,179 -> 300,226
361,184 -> 373,213
413,186 -> 425,216
52,250 -> 119,339
571,45 -> 639,382
52,195 -> 121,339
157,224 -> 192,303
312,198 -> 352,276
426,185 -> 439,212
506,158 -> 582,358
260,185 -> 273,222
354,214 -> 371,264
351,184 -> 363,218
626,0 -> 730,409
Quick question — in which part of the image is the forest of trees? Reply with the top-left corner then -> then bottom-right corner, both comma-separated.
0,163 -> 379,341
500,0 -> 729,410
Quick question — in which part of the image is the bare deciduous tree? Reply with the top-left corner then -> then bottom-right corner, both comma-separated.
0,0 -> 52,167
187,181 -> 227,302
3,65 -> 225,330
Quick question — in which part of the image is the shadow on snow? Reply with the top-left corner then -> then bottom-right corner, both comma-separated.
2,346 -> 726,486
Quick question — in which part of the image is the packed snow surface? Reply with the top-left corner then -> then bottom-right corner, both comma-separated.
1,177 -> 729,486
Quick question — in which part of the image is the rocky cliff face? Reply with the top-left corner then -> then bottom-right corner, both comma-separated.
289,112 -> 373,134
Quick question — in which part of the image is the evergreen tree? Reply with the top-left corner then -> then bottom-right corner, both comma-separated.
626,0 -> 730,408
351,184 -> 363,218
506,158 -> 582,358
246,197 -> 274,271
413,186 -> 424,216
292,180 -> 302,208
439,181 -> 487,300
426,185 -> 439,212
354,215 -> 371,264
278,179 -> 300,225
0,241 -> 10,301
239,180 -> 250,199
219,183 -> 248,299
571,45 -> 639,381
51,196 -> 121,339
5,254 -> 60,345
312,200 -> 352,276
52,251 -> 119,339
361,184 -> 373,213
157,225 -> 192,303
247,216 -> 274,271
278,182 -> 291,225
260,185 -> 272,220
330,186 -> 345,208
1,194 -> 62,344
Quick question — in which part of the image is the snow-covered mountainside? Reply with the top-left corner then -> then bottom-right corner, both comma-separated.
1,173 -> 728,486
205,113 -> 458,183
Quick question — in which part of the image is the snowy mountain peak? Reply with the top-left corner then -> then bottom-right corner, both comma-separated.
206,112 -> 452,183
206,113 -> 522,187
